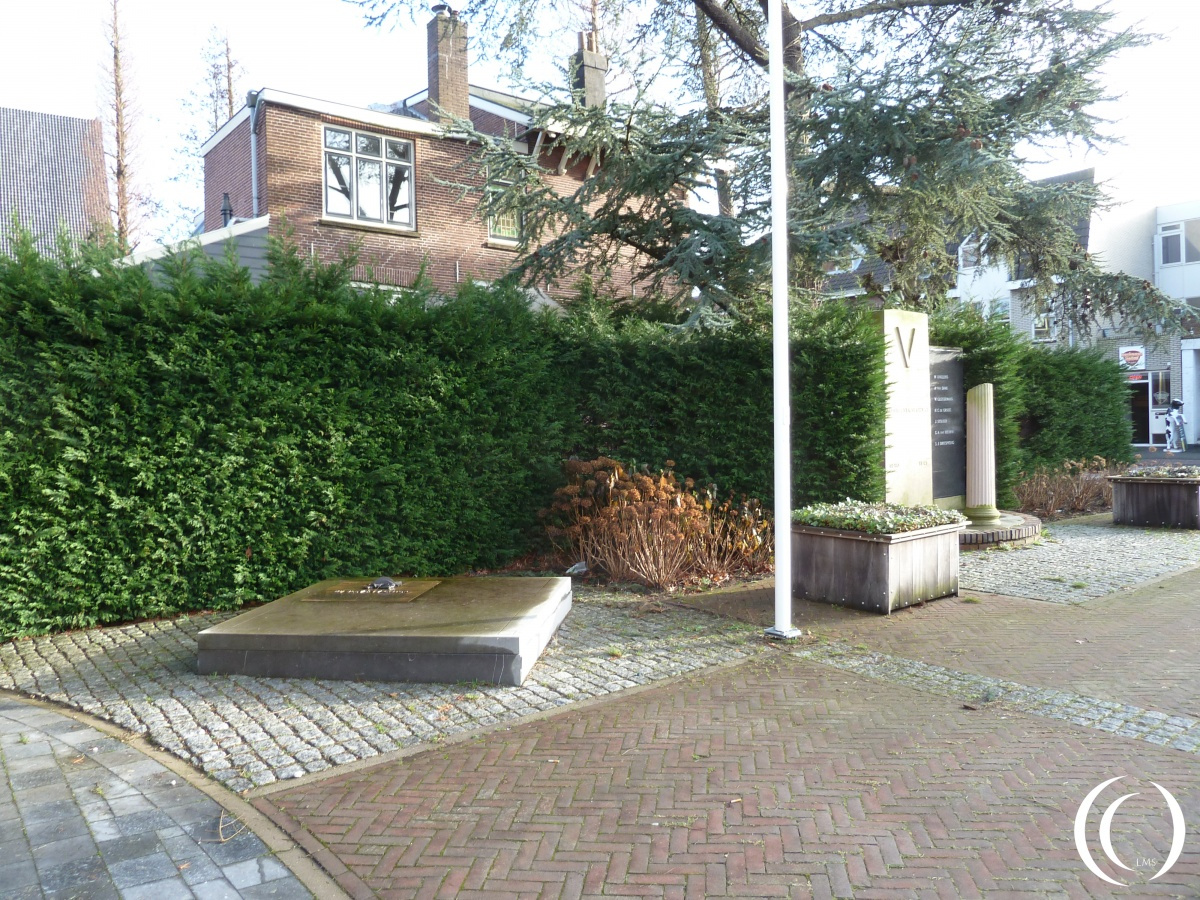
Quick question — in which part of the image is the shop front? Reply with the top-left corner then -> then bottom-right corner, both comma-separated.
1126,368 -> 1173,445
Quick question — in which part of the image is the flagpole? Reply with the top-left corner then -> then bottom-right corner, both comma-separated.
765,0 -> 800,640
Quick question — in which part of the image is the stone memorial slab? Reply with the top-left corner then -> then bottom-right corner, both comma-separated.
929,346 -> 966,508
197,576 -> 572,686
878,310 -> 933,505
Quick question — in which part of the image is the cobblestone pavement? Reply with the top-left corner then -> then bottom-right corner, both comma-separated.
959,517 -> 1200,602
0,694 -> 312,899
0,591 -> 760,794
256,652 -> 1200,899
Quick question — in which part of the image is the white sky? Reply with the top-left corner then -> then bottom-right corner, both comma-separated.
3,0 -> 1198,245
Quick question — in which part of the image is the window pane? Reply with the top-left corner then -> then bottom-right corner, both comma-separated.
490,209 -> 521,241
325,153 -> 352,216
386,140 -> 411,162
357,134 -> 381,157
357,159 -> 382,220
1186,220 -> 1200,263
325,128 -> 351,151
960,236 -> 981,269
386,163 -> 413,226
1163,233 -> 1182,265
1153,371 -> 1171,407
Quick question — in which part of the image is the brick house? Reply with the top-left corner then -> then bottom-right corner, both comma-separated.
172,6 -> 625,298
0,107 -> 109,255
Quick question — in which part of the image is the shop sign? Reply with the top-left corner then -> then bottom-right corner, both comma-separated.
1119,345 -> 1146,369
1126,371 -> 1149,383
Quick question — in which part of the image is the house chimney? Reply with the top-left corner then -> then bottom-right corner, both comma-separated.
221,193 -> 234,227
570,31 -> 608,108
427,6 -> 470,122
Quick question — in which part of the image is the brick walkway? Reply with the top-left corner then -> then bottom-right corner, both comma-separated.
254,651 -> 1200,898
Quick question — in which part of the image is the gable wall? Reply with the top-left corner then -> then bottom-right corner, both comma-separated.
251,103 -> 640,297
203,117 -> 256,233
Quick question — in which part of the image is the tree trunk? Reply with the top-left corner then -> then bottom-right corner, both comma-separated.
695,6 -> 734,217
107,0 -> 131,253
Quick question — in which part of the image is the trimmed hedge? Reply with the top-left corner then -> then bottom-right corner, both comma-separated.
0,240 -> 886,638
0,240 -> 568,636
1017,344 -> 1135,469
553,301 -> 887,507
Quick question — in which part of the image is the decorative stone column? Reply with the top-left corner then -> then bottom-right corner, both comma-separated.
966,383 -> 1002,527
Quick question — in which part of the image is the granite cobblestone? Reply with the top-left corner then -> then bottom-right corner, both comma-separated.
0,591 -> 759,793
960,519 -> 1200,601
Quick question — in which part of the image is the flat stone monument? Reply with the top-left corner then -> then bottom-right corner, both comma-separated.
196,576 -> 572,686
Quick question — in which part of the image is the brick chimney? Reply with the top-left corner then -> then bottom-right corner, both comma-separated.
427,5 -> 470,122
570,31 -> 608,108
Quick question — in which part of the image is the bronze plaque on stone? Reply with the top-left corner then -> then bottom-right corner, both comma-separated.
297,578 -> 442,602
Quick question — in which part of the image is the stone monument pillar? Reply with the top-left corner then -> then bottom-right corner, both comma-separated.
966,383 -> 1002,526
878,310 -> 934,506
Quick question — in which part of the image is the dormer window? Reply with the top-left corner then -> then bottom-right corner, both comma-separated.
324,127 -> 415,229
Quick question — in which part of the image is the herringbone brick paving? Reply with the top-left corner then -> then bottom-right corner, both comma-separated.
820,568 -> 1200,720
257,653 -> 1200,898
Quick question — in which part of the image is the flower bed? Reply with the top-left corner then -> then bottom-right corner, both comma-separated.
792,500 -> 967,534
1121,465 -> 1200,478
792,501 -> 967,615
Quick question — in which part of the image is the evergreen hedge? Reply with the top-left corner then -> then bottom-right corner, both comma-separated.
0,240 -> 886,638
1,234 -> 1132,639
1017,344 -> 1135,469
553,301 -> 887,507
0,239 -> 567,637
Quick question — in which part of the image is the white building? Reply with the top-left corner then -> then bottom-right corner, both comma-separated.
1155,201 -> 1200,438
950,172 -> 1200,448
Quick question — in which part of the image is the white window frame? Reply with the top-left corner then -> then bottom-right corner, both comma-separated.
959,234 -> 983,270
1160,222 -> 1183,267
487,179 -> 521,245
1159,220 -> 1200,268
1031,311 -> 1055,342
323,125 -> 416,231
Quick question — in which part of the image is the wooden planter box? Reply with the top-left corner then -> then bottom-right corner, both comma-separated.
791,521 -> 965,615
1110,476 -> 1200,529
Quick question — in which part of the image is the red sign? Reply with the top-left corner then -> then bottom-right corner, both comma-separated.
1127,372 -> 1149,383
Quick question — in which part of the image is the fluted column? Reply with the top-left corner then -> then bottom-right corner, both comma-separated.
966,383 -> 1002,527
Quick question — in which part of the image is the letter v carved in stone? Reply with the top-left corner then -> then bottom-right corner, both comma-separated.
895,327 -> 916,368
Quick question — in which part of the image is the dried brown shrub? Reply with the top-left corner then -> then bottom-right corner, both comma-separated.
541,458 -> 772,589
1014,456 -> 1128,520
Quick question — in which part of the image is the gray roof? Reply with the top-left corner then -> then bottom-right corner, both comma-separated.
0,107 -> 109,255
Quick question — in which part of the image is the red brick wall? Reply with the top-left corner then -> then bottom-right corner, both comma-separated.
82,118 -> 110,236
203,117 -> 256,232
427,13 -> 470,122
470,109 -> 521,139
205,101 -> 643,298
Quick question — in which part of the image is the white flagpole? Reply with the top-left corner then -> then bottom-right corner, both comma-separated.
766,0 -> 800,640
